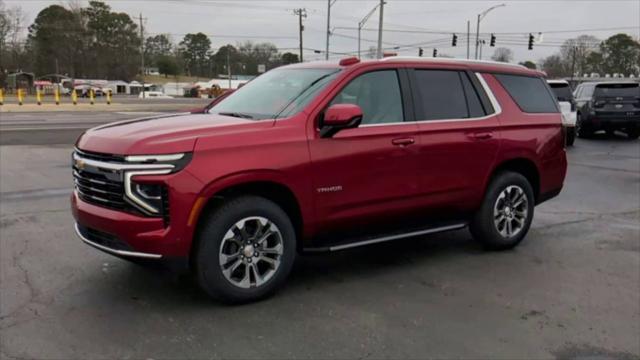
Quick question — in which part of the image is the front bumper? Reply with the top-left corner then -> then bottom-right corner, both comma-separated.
71,168 -> 203,260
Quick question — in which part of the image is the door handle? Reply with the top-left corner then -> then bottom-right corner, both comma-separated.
392,137 -> 415,146
468,132 -> 493,140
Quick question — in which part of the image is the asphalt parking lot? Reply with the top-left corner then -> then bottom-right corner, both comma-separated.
1,121 -> 639,359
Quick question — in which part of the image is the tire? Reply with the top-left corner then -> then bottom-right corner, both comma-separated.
576,114 -> 592,139
627,129 -> 639,140
566,127 -> 576,146
470,171 -> 535,250
194,196 -> 296,304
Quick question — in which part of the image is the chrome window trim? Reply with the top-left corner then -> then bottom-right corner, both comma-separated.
358,72 -> 502,127
75,223 -> 162,259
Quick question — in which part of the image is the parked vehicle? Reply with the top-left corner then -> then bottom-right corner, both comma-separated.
547,80 -> 577,145
138,91 -> 173,99
71,57 -> 567,303
573,81 -> 640,139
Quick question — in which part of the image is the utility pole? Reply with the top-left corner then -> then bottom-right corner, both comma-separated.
466,20 -> 470,59
358,2 -> 382,59
376,0 -> 385,59
139,13 -> 145,99
294,8 -> 307,62
326,0 -> 337,60
227,49 -> 231,90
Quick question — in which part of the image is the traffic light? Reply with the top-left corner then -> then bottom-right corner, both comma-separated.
490,34 -> 496,47
452,34 -> 458,47
528,33 -> 534,50
433,48 -> 437,57
419,47 -> 423,57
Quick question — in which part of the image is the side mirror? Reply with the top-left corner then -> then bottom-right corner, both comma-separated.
320,103 -> 363,138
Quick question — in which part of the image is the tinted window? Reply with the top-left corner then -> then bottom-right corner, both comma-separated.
495,74 -> 559,113
594,83 -> 640,97
549,83 -> 574,101
460,73 -> 486,117
331,70 -> 404,125
414,70 -> 468,120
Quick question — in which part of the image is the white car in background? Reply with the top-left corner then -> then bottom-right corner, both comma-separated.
138,91 -> 173,99
548,79 -> 577,146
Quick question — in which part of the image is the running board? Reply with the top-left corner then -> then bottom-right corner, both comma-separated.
304,223 -> 467,253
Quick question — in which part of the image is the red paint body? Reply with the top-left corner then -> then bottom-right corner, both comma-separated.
72,58 -> 567,261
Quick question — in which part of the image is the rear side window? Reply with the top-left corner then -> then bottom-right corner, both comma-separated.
495,74 -> 559,113
414,70 -> 475,120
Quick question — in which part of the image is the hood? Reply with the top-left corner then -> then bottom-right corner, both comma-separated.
76,113 -> 265,155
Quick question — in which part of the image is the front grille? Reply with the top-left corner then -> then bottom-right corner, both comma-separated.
73,167 -> 134,212
73,149 -> 170,225
77,224 -> 132,251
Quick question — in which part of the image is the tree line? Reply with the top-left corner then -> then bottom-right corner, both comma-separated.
0,0 -> 299,85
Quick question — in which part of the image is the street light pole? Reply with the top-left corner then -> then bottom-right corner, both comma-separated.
326,0 -> 337,60
474,4 -> 506,60
358,2 -> 382,59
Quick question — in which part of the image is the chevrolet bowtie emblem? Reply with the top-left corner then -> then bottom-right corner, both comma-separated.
75,159 -> 86,170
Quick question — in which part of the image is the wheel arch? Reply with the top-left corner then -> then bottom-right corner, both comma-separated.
487,157 -> 541,203
190,173 -> 305,264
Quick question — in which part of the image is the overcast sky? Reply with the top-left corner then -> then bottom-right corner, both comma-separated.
7,0 -> 640,64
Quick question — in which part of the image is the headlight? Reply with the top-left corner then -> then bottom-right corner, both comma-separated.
123,153 -> 191,215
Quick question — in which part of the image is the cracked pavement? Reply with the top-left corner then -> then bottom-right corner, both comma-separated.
1,135 -> 639,359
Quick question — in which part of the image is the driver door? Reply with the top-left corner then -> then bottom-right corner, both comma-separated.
308,69 -> 421,238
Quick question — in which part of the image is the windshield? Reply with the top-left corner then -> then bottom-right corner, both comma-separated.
211,68 -> 341,120
594,83 -> 640,98
549,83 -> 573,101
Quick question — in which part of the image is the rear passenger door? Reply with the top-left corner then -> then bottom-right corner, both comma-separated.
410,68 -> 501,211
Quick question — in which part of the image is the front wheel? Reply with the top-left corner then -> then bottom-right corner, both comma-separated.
470,171 -> 535,250
194,196 -> 296,304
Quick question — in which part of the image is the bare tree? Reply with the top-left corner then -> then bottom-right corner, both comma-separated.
491,47 -> 513,63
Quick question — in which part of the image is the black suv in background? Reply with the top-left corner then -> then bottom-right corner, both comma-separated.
574,82 -> 640,139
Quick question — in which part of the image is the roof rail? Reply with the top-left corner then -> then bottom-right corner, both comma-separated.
379,56 -> 528,70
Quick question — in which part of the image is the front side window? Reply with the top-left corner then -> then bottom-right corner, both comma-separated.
495,74 -> 559,113
212,68 -> 340,120
414,70 -> 471,120
330,70 -> 404,125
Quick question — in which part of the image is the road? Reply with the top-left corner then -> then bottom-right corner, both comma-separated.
0,118 -> 639,359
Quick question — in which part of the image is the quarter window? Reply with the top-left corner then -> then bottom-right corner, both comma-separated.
495,74 -> 559,113
330,70 -> 404,125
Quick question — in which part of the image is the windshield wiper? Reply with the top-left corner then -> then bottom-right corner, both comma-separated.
218,111 -> 254,119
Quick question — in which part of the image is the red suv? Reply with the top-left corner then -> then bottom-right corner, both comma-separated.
72,57 -> 567,303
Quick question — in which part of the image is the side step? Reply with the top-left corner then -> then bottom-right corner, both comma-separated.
304,222 -> 467,253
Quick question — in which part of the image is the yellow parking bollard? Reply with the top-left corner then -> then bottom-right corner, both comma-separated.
18,89 -> 23,106
36,88 -> 42,105
55,87 -> 60,105
0,88 -> 4,106
72,89 -> 77,105
106,90 -> 111,105
90,89 -> 94,105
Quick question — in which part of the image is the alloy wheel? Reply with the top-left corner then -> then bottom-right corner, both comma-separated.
218,216 -> 284,289
493,185 -> 529,238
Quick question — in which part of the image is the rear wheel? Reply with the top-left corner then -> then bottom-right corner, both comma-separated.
470,171 -> 535,250
195,196 -> 296,303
